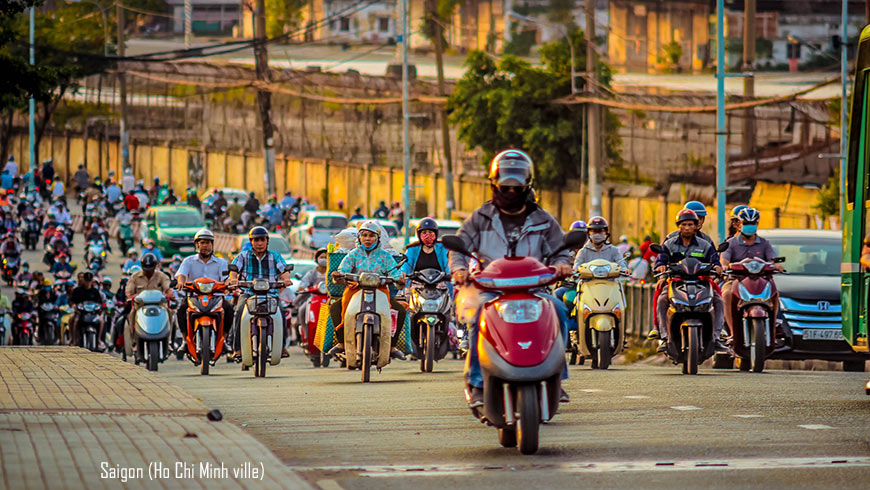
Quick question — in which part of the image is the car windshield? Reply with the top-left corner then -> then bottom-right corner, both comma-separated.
292,262 -> 317,278
159,212 -> 204,228
766,236 -> 841,276
241,236 -> 292,254
382,225 -> 398,237
314,217 -> 348,229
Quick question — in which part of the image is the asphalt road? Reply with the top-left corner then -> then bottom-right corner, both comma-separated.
6,227 -> 870,489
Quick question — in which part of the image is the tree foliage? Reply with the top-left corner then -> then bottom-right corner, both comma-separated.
265,0 -> 305,38
815,167 -> 840,219
447,29 -> 621,188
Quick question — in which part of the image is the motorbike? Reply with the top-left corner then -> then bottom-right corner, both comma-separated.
441,230 -> 586,455
0,307 -> 9,345
86,241 -> 107,273
650,243 -> 729,375
117,220 -> 134,256
22,215 -> 41,250
572,259 -> 628,370
407,268 -> 452,372
181,277 -> 229,375
37,301 -> 60,345
127,290 -> 172,371
295,282 -> 329,367
75,302 -> 103,351
2,252 -> 20,286
228,264 -> 288,378
723,257 -> 785,373
334,260 -> 407,383
15,311 -> 35,345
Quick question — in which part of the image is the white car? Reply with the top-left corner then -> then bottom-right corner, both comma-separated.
389,218 -> 463,251
289,211 -> 349,250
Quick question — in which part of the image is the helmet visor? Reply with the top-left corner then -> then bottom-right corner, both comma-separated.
495,166 -> 531,186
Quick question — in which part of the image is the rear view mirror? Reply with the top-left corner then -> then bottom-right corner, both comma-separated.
442,235 -> 471,256
228,264 -> 239,273
717,242 -> 729,253
563,230 -> 588,249
773,256 -> 786,263
650,244 -> 664,254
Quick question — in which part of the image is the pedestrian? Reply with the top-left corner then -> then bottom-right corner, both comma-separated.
3,155 -> 17,176
73,164 -> 89,193
121,167 -> 135,193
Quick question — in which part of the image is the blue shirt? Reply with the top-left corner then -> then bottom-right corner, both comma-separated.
106,184 -> 122,203
176,254 -> 228,282
264,205 -> 282,226
0,172 -> 11,190
232,249 -> 287,281
140,247 -> 164,262
280,196 -> 294,207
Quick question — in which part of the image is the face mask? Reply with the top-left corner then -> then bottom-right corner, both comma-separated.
361,241 -> 378,251
741,224 -> 758,236
492,184 -> 530,213
590,233 -> 607,244
317,258 -> 327,267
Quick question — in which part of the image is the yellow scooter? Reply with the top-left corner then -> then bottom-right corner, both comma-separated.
573,259 -> 627,369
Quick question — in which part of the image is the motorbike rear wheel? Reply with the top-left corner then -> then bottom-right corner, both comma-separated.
751,318 -> 766,373
596,329 -> 611,370
686,326 -> 699,375
361,324 -> 372,383
422,324 -> 435,373
516,384 -> 540,455
200,327 -> 211,375
147,341 -> 159,371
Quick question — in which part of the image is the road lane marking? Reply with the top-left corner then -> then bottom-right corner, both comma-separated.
732,414 -> 764,418
624,395 -> 650,399
798,424 -> 836,430
670,405 -> 702,411
317,480 -> 344,490
294,457 -> 870,477
581,389 -> 603,393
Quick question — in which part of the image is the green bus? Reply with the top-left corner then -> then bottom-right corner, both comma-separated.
843,25 -> 870,356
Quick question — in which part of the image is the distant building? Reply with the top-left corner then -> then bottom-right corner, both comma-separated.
166,0 -> 242,37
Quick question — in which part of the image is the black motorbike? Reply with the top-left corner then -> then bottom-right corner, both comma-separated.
22,216 -> 40,250
75,302 -> 103,352
407,268 -> 452,372
37,301 -> 60,345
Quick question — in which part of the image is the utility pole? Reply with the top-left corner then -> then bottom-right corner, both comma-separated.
401,0 -> 411,242
254,0 -> 276,197
716,0 -> 726,242
742,0 -> 756,156
184,0 -> 192,49
426,0 -> 455,216
28,6 -> 35,180
585,1 -> 601,217
117,2 -> 129,172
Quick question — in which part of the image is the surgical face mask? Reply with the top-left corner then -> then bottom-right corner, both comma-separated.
741,224 -> 758,236
317,258 -> 327,267
590,232 -> 607,245
361,240 -> 378,251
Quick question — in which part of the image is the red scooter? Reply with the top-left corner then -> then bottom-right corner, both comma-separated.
724,257 -> 784,373
295,281 -> 329,367
442,230 -> 586,455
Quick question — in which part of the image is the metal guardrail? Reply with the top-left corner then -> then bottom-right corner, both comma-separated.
623,281 -> 656,340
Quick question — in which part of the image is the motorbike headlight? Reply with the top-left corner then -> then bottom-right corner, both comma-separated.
358,272 -> 380,288
744,260 -> 765,274
317,282 -> 327,295
589,264 -> 612,278
495,299 -> 543,323
252,278 -> 270,292
738,283 -> 771,301
456,328 -> 464,339
421,298 -> 442,313
196,282 -> 214,294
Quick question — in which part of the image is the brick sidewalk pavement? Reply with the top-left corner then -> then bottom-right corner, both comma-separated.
0,347 -> 313,489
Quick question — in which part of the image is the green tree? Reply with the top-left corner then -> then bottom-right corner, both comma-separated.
815,167 -> 840,219
448,29 -> 620,187
265,0 -> 304,38
0,1 -> 110,163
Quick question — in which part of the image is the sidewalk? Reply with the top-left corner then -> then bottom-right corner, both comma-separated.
0,347 -> 313,489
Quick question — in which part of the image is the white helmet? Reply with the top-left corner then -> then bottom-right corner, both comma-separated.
194,228 -> 214,242
358,220 -> 381,237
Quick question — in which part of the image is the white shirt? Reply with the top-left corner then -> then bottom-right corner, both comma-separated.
176,254 -> 228,282
3,160 -> 17,175
122,174 -> 135,193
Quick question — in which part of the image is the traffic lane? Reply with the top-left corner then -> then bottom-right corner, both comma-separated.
158,352 -> 870,473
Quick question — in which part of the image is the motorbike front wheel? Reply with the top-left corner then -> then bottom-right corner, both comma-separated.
516,384 -> 540,455
147,341 -> 159,371
361,324 -> 373,383
751,318 -> 766,373
256,326 -> 268,378
685,326 -> 699,375
421,324 -> 435,373
200,327 -> 211,375
596,329 -> 611,370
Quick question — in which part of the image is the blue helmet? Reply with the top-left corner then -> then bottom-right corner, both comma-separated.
730,204 -> 749,220
570,220 -> 587,231
736,207 -> 760,223
684,200 -> 707,217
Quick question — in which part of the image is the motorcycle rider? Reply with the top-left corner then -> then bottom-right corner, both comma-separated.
69,271 -> 106,349
448,149 -> 575,407
666,201 -> 714,245
174,229 -> 233,355
36,279 -> 59,344
226,197 -> 244,229
372,200 -> 390,219
100,277 -> 114,302
649,209 -> 724,351
11,287 -> 34,344
50,252 -> 75,276
296,248 -> 328,292
14,261 -> 32,287
573,217 -> 627,269
402,218 -> 451,276
1,233 -> 21,260
728,205 -> 749,239
329,220 -> 407,360
73,164 -> 89,195
243,192 -> 261,227
121,167 -> 135,194
211,190 -> 227,214
125,253 -> 172,362
185,188 -> 201,211
140,238 -> 164,262
122,249 -> 140,273
227,226 -> 293,360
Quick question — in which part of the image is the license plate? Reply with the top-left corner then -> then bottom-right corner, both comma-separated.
179,246 -> 195,252
802,329 -> 845,341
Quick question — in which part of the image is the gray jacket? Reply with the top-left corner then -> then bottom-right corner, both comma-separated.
448,202 -> 572,271
573,242 -> 626,269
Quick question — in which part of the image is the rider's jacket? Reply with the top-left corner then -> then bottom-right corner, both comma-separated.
654,234 -> 719,269
448,201 -> 572,271
573,242 -> 626,270
338,245 -> 402,281
721,235 -> 775,264
402,242 -> 449,275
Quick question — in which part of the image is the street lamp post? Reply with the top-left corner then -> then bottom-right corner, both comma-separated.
28,6 -> 35,184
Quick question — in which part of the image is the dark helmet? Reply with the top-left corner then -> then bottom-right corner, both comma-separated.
140,253 -> 158,271
488,149 -> 533,187
81,271 -> 94,282
587,216 -> 609,231
248,226 -> 269,241
315,248 -> 328,260
416,218 -> 439,237
675,209 -> 699,225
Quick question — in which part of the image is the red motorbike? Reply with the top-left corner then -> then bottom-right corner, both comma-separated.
442,230 -> 586,455
296,282 -> 329,367
15,311 -> 35,345
182,277 -> 229,375
724,257 -> 785,373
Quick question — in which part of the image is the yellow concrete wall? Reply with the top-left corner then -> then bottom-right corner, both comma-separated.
206,152 -> 225,189
347,166 -> 367,212
285,157 -> 303,196
245,155 -> 265,197
50,136 -> 68,183
647,10 -> 658,71
85,138 -> 100,180
303,159 -> 327,208
327,163 -> 349,211
692,12 -> 708,71
169,147 -> 187,195
370,168 -> 392,207
152,146 -> 170,188
610,4 -> 628,69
